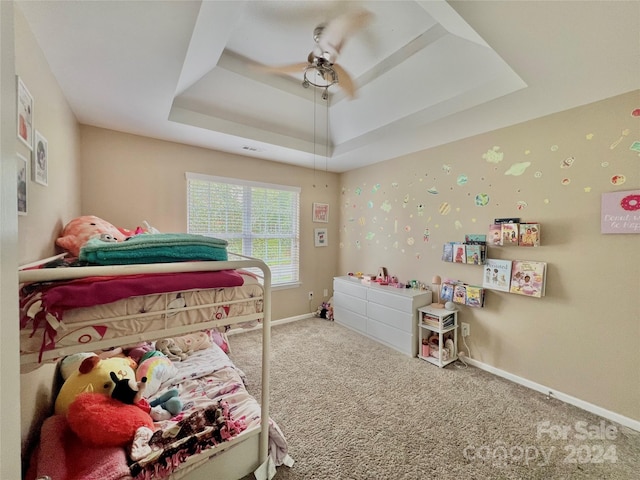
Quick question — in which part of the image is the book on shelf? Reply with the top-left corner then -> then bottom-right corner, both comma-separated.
442,243 -> 454,262
509,260 -> 546,297
518,223 -> 540,247
453,284 -> 467,304
465,285 -> 485,308
489,224 -> 503,246
464,234 -> 487,244
465,244 -> 486,265
494,217 -> 520,224
482,258 -> 513,292
501,223 -> 519,246
440,282 -> 455,302
453,243 -> 466,263
422,312 -> 455,328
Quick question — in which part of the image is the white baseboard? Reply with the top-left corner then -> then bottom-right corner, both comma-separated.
465,357 -> 640,432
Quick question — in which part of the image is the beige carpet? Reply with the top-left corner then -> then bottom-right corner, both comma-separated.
231,318 -> 639,479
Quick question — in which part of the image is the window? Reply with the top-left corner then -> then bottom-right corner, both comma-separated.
186,172 -> 300,286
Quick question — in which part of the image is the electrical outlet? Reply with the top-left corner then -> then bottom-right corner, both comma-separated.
461,322 -> 470,337
323,288 -> 328,297
308,291 -> 313,300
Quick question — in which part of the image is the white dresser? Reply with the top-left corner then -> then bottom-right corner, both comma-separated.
333,276 -> 432,356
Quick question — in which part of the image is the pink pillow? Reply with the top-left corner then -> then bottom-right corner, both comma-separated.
67,393 -> 153,447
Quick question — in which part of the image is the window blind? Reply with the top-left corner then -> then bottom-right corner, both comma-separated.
186,172 -> 300,286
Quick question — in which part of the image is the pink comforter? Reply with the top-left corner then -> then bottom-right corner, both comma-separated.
25,415 -> 132,480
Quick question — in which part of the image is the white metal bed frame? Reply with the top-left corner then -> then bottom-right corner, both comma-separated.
20,254 -> 274,480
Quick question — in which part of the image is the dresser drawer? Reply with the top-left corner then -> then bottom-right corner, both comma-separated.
367,287 -> 430,313
366,301 -> 413,333
333,291 -> 367,316
334,306 -> 367,334
367,318 -> 413,355
333,278 -> 367,299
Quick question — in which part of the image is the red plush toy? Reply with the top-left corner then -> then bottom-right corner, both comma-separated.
67,392 -> 154,448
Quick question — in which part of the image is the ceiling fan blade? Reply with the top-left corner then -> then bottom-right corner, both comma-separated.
332,63 -> 356,99
256,62 -> 309,75
318,8 -> 373,60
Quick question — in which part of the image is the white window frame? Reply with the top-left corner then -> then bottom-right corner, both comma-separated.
186,172 -> 301,288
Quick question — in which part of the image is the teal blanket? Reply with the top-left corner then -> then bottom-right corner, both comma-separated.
79,233 -> 228,265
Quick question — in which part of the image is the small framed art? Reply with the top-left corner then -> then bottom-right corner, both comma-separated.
33,130 -> 48,186
312,202 -> 329,223
314,228 -> 328,247
17,76 -> 34,150
17,154 -> 28,215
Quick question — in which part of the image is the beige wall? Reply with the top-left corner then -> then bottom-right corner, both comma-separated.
80,125 -> 340,321
14,5 -> 81,461
339,90 -> 640,422
15,7 -> 81,264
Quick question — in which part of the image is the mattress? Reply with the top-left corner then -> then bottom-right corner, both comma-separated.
20,270 -> 263,364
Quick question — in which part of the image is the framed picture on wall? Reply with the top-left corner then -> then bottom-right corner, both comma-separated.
314,228 -> 328,247
33,130 -> 48,186
17,154 -> 28,215
17,76 -> 34,150
312,202 -> 329,223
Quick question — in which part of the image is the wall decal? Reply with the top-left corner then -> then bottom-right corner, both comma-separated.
505,162 -> 531,176
454,221 -> 463,229
355,187 -> 362,195
442,164 -> 452,174
609,129 -> 630,149
629,141 -> 640,153
482,146 -> 504,163
516,201 -> 528,210
439,202 -> 451,215
550,145 -> 559,151
631,108 -> 640,117
427,186 -> 438,194
380,200 -> 392,212
407,237 -> 415,245
561,178 -> 571,185
586,133 -> 594,140
610,175 -> 626,186
560,156 -> 575,168
423,228 -> 430,242
601,162 -> 609,167
475,193 -> 489,206
584,187 -> 592,192
534,171 -> 543,178
457,175 -> 468,185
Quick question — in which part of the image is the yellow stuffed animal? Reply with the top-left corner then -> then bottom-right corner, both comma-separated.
54,355 -> 136,416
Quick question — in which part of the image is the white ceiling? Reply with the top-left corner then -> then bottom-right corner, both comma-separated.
17,1 -> 640,173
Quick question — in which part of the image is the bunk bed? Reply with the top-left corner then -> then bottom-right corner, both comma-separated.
20,253 -> 291,480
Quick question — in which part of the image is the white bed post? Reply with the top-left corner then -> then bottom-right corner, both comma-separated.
259,263 -> 271,466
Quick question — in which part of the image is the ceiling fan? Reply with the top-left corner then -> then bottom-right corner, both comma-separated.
262,8 -> 373,100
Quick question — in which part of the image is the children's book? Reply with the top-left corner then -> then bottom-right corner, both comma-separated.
482,259 -> 513,292
465,244 -> 485,265
518,223 -> 540,247
453,284 -> 467,304
453,244 -> 466,263
494,217 -> 520,224
510,260 -> 546,297
442,243 -> 454,262
501,223 -> 519,246
464,234 -> 487,244
440,282 -> 455,303
465,285 -> 484,308
489,224 -> 503,246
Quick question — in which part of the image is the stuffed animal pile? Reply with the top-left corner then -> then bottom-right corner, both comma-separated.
55,215 -> 159,257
